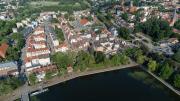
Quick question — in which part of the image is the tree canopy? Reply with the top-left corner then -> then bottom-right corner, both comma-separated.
148,60 -> 157,72
135,17 -> 173,41
118,27 -> 130,40
172,49 -> 180,63
74,51 -> 95,68
54,26 -> 65,42
160,63 -> 174,80
111,53 -> 129,66
174,19 -> 180,30
174,74 -> 180,88
0,77 -> 23,95
51,52 -> 73,69
94,51 -> 106,64
121,13 -> 128,22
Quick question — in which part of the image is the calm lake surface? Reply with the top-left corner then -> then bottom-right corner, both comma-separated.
32,68 -> 180,101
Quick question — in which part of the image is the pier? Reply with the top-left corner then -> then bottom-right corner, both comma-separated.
21,93 -> 29,101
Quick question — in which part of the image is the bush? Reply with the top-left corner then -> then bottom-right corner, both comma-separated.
174,74 -> 180,88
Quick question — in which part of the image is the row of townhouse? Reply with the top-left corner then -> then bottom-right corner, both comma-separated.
59,17 -> 90,50
92,29 -> 123,55
24,26 -> 51,69
0,61 -> 19,77
25,54 -> 51,68
44,24 -> 69,53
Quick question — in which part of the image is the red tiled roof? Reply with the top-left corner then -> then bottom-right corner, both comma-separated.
35,27 -> 44,32
129,7 -> 137,13
25,54 -> 49,63
32,33 -> 46,38
0,43 -> 9,58
56,42 -> 68,48
27,47 -> 49,52
80,18 -> 89,25
101,29 -> 111,35
32,65 -> 58,73
173,28 -> 180,34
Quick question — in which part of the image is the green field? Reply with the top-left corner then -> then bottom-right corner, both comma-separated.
30,1 -> 59,7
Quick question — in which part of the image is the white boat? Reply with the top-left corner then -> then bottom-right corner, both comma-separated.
30,88 -> 49,96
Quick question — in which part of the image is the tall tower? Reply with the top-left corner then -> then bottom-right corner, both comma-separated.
170,0 -> 177,26
120,0 -> 125,11
120,0 -> 124,7
170,7 -> 177,26
16,0 -> 19,8
130,0 -> 133,8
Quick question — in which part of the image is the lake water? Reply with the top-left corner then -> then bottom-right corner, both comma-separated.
32,68 -> 180,101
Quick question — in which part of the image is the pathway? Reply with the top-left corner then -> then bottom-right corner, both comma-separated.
140,66 -> 180,96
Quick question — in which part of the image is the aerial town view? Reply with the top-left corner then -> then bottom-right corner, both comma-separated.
0,0 -> 180,101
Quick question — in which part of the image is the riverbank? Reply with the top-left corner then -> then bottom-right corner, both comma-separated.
140,66 -> 180,96
34,66 -> 180,101
0,63 -> 138,101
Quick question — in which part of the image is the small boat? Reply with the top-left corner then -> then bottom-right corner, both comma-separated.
30,88 -> 49,96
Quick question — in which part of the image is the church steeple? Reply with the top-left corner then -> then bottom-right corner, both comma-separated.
170,0 -> 177,26
130,0 -> 133,8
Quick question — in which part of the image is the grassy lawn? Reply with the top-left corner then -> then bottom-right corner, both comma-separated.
30,1 -> 59,7
28,0 -> 89,11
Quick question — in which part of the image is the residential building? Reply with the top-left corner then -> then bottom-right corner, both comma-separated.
25,54 -> 51,68
0,61 -> 18,76
0,43 -> 9,58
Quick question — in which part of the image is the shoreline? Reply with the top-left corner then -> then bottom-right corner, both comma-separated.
0,63 -> 138,101
140,66 -> 180,96
1,62 -> 179,101
30,63 -> 139,92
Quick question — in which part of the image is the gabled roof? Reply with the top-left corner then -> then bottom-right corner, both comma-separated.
0,61 -> 17,68
80,18 -> 89,25
0,43 -> 9,58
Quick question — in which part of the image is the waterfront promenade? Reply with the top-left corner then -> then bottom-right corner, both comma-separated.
140,66 -> 180,96
0,63 -> 138,101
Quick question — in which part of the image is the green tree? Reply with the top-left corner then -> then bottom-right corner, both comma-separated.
54,26 -> 65,42
45,71 -> 54,80
174,74 -> 180,88
51,18 -> 59,23
94,51 -> 106,64
121,13 -> 128,21
160,63 -> 174,80
28,73 -> 37,85
69,16 -> 75,21
174,19 -> 180,30
136,55 -> 146,64
74,51 -> 95,68
136,17 -> 173,41
51,52 -> 73,69
87,15 -> 93,21
0,77 -> 23,96
172,49 -> 180,63
118,27 -> 130,40
133,0 -> 140,6
111,54 -> 121,66
111,53 -> 129,66
148,60 -> 157,72
134,49 -> 146,64
64,13 -> 69,19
